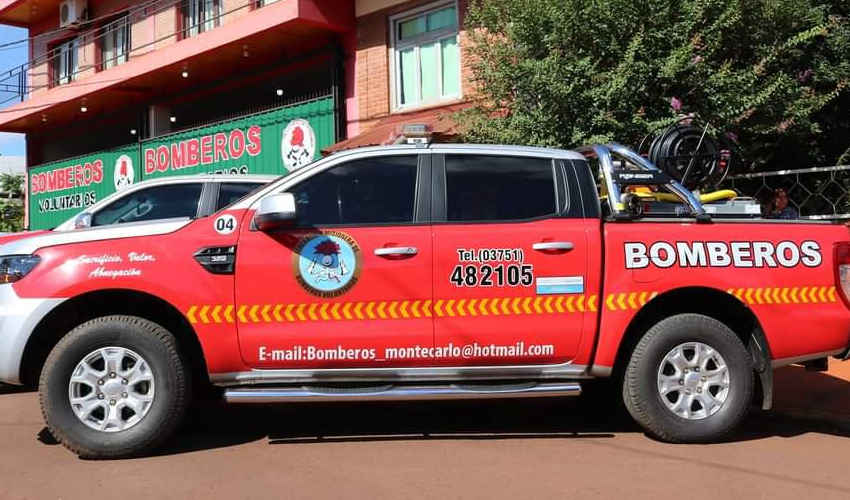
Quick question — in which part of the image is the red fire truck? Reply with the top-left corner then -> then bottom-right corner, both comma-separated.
0,143 -> 847,458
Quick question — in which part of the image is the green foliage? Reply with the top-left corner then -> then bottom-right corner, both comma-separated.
458,0 -> 850,170
0,173 -> 23,198
0,174 -> 25,233
0,202 -> 23,233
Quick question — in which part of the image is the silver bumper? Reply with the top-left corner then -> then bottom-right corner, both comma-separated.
0,286 -> 64,385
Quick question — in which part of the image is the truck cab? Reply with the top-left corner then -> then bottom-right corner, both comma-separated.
1,143 -> 848,458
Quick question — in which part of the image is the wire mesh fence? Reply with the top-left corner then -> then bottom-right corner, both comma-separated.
726,165 -> 850,220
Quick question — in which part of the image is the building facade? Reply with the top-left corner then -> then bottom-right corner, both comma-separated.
0,0 -> 473,229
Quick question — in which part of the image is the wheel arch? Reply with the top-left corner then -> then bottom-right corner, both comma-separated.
608,286 -> 773,408
20,289 -> 209,391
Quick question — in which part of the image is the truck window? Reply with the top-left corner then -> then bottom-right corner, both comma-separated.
288,155 -> 418,226
444,155 -> 556,221
217,182 -> 264,211
91,183 -> 204,227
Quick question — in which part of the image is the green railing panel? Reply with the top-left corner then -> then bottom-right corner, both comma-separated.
140,96 -> 336,179
28,144 -> 140,230
27,96 -> 337,230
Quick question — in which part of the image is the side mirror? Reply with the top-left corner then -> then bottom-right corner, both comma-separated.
74,213 -> 92,229
254,193 -> 297,232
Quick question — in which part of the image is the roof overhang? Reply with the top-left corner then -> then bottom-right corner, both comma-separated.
0,0 -> 62,27
324,101 -> 473,153
0,0 -> 353,133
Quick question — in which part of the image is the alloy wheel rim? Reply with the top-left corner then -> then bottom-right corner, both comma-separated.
657,342 -> 730,420
67,347 -> 155,433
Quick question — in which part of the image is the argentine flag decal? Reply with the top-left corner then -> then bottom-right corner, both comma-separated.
536,276 -> 585,295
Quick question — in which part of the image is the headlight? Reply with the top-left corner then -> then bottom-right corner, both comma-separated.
0,255 -> 41,284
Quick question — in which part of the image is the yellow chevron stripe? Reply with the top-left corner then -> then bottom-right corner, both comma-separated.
456,299 -> 466,317
198,284 -> 842,328
199,305 -> 210,324
445,299 -> 456,317
467,299 -> 478,317
187,306 -> 198,324
501,298 -> 511,315
211,305 -> 222,323
479,298 -> 490,316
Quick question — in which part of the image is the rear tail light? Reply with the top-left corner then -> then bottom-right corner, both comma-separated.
834,242 -> 850,309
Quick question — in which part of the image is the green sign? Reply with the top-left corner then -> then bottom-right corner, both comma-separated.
28,144 -> 140,230
141,97 -> 336,179
28,97 -> 337,230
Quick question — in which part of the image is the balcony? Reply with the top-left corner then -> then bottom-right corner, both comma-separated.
0,0 -> 353,132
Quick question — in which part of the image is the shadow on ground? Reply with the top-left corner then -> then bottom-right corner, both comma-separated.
28,365 -> 850,458
0,383 -> 32,395
146,367 -> 850,457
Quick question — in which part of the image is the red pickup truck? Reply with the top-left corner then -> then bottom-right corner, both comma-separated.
0,143 -> 847,458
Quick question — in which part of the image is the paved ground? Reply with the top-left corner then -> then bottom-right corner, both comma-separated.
1,362 -> 850,500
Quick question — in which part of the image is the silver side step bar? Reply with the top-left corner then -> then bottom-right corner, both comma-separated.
224,382 -> 581,404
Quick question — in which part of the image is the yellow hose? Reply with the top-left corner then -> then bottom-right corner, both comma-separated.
631,189 -> 738,203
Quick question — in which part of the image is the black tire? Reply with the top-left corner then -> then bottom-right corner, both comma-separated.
39,316 -> 190,459
623,313 -> 753,443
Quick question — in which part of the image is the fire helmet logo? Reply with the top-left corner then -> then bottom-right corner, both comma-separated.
281,119 -> 316,171
114,155 -> 135,191
293,231 -> 361,298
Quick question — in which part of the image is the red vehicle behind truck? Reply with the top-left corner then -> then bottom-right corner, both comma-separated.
0,143 -> 847,458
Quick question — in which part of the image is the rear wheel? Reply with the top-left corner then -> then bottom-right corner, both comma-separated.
39,316 -> 190,458
623,313 -> 753,442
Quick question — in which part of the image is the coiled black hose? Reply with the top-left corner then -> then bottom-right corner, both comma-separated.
640,121 -> 733,190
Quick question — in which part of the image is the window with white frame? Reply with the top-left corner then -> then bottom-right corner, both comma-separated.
392,2 -> 461,109
183,0 -> 221,38
52,38 -> 78,86
102,15 -> 130,70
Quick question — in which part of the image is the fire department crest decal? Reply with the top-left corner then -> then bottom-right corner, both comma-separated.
281,119 -> 316,171
293,231 -> 362,297
114,155 -> 135,191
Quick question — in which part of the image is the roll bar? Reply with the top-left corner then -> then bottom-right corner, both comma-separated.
577,143 -> 709,221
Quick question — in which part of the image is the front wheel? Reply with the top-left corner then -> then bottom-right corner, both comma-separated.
39,316 -> 190,458
623,313 -> 753,443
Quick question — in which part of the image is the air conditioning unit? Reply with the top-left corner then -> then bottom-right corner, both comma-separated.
59,0 -> 88,28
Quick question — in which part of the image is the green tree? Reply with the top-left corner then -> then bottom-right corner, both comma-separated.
0,173 -> 24,232
0,173 -> 23,198
457,0 -> 850,170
